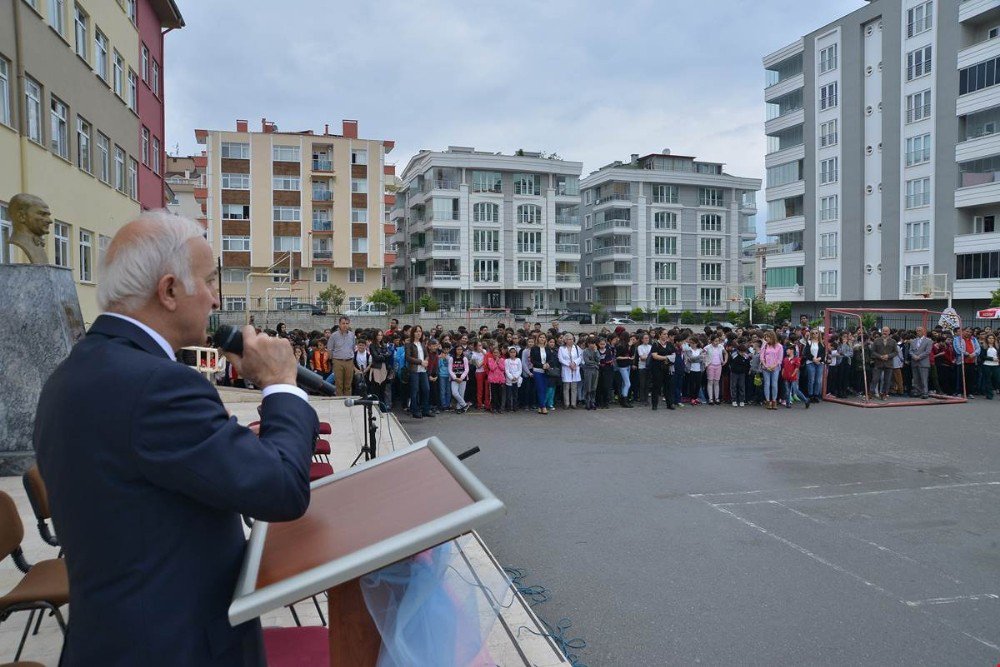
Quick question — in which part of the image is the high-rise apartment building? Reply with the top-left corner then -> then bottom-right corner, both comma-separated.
195,119 -> 395,314
578,152 -> 760,315
165,154 -> 202,220
390,147 -> 583,312
763,0 -> 999,316
0,0 -> 183,324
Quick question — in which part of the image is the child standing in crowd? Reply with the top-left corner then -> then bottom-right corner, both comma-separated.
486,343 -> 506,414
520,340 -> 535,411
729,344 -> 750,407
635,333 -> 652,406
426,339 -> 440,413
685,338 -> 705,406
438,342 -> 452,411
781,347 -> 811,409
471,341 -> 488,411
353,338 -> 371,396
596,338 -> 614,408
504,346 -> 523,412
704,336 -> 727,406
546,336 -> 561,411
581,337 -> 600,410
615,336 -> 634,408
312,338 -> 331,384
449,345 -> 470,413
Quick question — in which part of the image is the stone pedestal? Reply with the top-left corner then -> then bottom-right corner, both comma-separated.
0,265 -> 84,475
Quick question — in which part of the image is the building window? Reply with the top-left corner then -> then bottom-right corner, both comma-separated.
517,260 -> 542,282
819,270 -> 837,297
113,50 -> 124,98
151,137 -> 160,174
517,231 -> 542,253
96,132 -> 109,182
584,262 -> 592,278
819,120 -> 838,147
73,4 -> 88,60
0,203 -> 10,264
221,236 -> 251,251
314,267 -> 329,283
905,177 -> 931,208
222,204 -> 249,220
904,264 -> 930,293
819,82 -> 838,110
700,262 -> 722,282
653,236 -> 677,256
49,0 -> 65,35
54,222 -> 69,268
652,184 -> 678,204
351,238 -> 368,253
700,237 -> 722,257
517,204 -> 542,224
272,145 -> 300,162
974,215 -> 996,234
94,30 -> 108,81
221,268 -> 249,283
474,259 -> 500,282
127,70 -> 137,111
653,211 -> 677,229
473,202 -> 499,222
125,0 -> 137,23
78,229 -> 92,281
351,208 -> 368,223
905,134 -> 931,166
76,116 -> 91,172
272,176 -> 300,191
141,44 -> 149,81
473,230 -> 499,253
351,149 -> 367,165
222,297 -> 247,312
471,170 -> 502,193
654,262 -> 677,281
699,188 -> 723,207
221,142 -> 250,159
819,232 -> 838,258
127,158 -> 137,199
151,60 -> 159,97
50,97 -> 68,159
0,58 -> 10,127
219,174 -> 250,191
351,178 -> 368,194
114,146 -> 126,192
766,266 -> 803,289
24,77 -> 42,144
700,214 -> 723,232
584,288 -> 593,301
274,236 -> 301,252
905,221 -> 930,251
819,44 -> 837,73
907,1 -> 933,37
513,173 -> 540,196
956,251 -> 1000,280
906,45 -> 932,81
654,287 -> 678,307
141,127 -> 150,165
819,195 -> 838,221
820,157 -> 839,184
273,206 -> 301,221
699,287 -> 722,308
906,90 -> 931,123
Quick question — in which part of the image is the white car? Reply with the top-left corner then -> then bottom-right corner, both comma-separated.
605,317 -> 636,325
343,302 -> 390,316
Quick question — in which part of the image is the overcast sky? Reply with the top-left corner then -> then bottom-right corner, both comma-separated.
165,0 -> 866,215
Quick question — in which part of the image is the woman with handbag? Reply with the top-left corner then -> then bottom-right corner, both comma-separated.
529,337 -> 552,414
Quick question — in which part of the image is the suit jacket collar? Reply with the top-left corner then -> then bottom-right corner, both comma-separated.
88,314 -> 174,360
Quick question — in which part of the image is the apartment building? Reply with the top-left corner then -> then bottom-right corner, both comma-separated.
390,147 -> 583,312
0,0 -> 183,324
165,154 -> 202,220
763,0 -> 999,317
195,118 -> 395,313
578,152 -> 761,315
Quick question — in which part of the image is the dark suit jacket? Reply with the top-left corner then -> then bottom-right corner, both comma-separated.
34,315 -> 317,667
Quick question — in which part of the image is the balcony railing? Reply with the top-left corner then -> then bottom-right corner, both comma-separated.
595,192 -> 631,205
312,220 -> 332,231
593,218 -> 632,232
595,272 -> 632,282
312,159 -> 333,171
313,190 -> 332,201
594,245 -> 632,257
431,271 -> 461,281
425,179 -> 458,191
431,212 -> 461,221
555,273 -> 579,282
766,241 -> 804,254
432,242 -> 460,251
555,214 -> 580,225
555,243 -> 580,253
740,223 -> 757,234
516,245 -> 543,254
960,172 -> 1000,187
904,236 -> 931,251
312,250 -> 333,260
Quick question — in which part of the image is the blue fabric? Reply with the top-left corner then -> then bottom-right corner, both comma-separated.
410,371 -> 430,416
34,315 -> 317,666
784,379 -> 809,406
616,366 -> 631,398
762,367 -> 781,401
533,370 -> 548,408
805,363 -> 824,397
439,374 -> 451,408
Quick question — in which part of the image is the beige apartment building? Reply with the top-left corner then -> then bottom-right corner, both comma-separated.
194,119 -> 395,314
1,0 -> 183,324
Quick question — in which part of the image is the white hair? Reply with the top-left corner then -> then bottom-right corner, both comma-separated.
97,210 -> 206,313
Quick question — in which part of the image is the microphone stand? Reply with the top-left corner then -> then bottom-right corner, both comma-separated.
350,395 -> 380,468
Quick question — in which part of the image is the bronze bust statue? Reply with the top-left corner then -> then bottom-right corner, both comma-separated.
8,193 -> 53,265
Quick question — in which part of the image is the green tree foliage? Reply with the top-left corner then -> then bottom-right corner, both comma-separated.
367,288 -> 401,308
318,285 -> 345,312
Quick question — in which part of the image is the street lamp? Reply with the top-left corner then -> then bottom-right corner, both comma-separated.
409,257 -> 417,311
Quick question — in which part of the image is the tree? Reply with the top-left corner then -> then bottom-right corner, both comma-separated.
991,283 -> 1000,307
590,301 -> 606,323
417,294 -> 440,312
318,285 -> 345,313
680,309 -> 697,324
367,288 -> 401,309
629,306 -> 646,320
657,308 -> 671,323
702,310 -> 715,325
773,301 -> 792,325
861,312 -> 878,331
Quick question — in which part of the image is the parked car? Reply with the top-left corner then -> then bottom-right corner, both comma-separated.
605,317 -> 636,325
706,321 -> 736,331
343,302 -> 390,316
557,313 -> 593,324
285,303 -> 327,316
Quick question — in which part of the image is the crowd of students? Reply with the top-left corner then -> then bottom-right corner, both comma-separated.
217,316 -> 1000,414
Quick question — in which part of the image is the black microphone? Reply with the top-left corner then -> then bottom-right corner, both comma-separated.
344,397 -> 380,407
213,325 -> 337,397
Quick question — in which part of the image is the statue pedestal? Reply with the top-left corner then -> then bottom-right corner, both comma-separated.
0,265 -> 84,475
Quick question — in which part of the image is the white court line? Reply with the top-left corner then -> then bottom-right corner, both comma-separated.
700,499 -> 1000,652
689,471 -> 1000,500
713,481 -> 1000,507
905,594 -> 1000,607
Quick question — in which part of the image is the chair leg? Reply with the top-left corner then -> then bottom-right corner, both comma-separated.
50,605 -> 67,633
14,610 -> 34,661
287,604 -> 301,627
311,595 -> 326,626
31,608 -> 43,635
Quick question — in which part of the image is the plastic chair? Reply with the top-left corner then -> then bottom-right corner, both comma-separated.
21,468 -> 59,551
0,491 -> 68,661
263,627 -> 329,666
317,422 -> 332,435
309,463 -> 333,482
313,439 -> 331,463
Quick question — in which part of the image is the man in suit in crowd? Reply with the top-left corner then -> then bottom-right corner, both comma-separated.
34,211 -> 317,666
871,326 -> 898,401
909,326 -> 932,399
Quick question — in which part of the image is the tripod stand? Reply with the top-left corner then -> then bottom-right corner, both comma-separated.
350,395 -> 380,467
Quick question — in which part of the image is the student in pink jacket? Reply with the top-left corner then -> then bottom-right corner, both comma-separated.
485,342 -> 506,414
760,330 -> 785,410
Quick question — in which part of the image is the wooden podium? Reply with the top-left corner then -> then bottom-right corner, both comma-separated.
229,437 -> 505,666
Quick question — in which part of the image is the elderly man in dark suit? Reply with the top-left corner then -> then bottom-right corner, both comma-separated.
871,326 -> 899,401
34,211 -> 317,666
909,326 -> 932,399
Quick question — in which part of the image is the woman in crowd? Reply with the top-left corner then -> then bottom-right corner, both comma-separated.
635,332 -> 652,406
596,337 -> 614,408
615,334 -> 634,408
981,333 -> 1000,400
448,344 -> 470,413
804,330 -> 826,402
368,329 -> 391,410
648,329 -> 676,411
406,325 -> 432,419
760,330 -> 784,410
704,335 -> 727,406
529,336 -> 551,415
485,342 -> 505,414
545,336 -> 561,411
560,334 -> 583,409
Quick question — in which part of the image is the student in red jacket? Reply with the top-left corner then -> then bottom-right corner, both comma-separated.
781,347 -> 811,409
